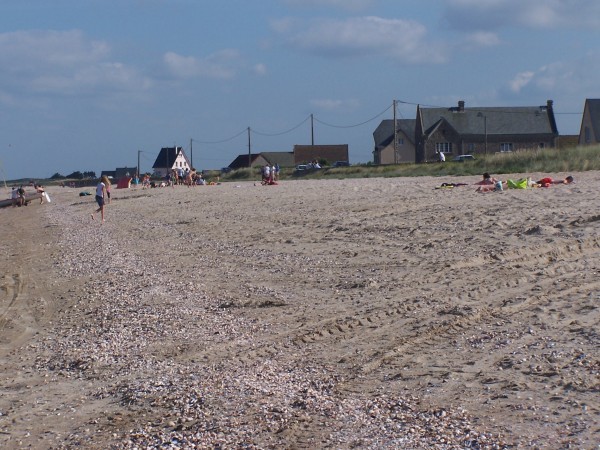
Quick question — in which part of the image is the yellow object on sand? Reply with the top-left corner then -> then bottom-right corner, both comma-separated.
506,178 -> 528,189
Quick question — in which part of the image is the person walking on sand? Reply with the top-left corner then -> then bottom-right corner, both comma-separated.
101,175 -> 112,203
92,177 -> 107,222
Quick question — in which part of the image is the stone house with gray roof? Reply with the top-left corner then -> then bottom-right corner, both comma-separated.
415,100 -> 559,163
579,99 -> 600,145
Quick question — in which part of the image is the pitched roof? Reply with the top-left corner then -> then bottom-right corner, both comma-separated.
419,101 -> 558,137
373,119 -> 416,149
293,144 -> 349,163
259,152 -> 295,167
228,153 -> 262,169
152,147 -> 187,169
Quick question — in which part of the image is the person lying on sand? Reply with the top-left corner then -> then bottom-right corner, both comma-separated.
476,180 -> 504,192
473,172 -> 498,185
536,175 -> 574,187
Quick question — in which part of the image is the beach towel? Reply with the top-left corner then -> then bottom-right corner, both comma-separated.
506,178 -> 528,189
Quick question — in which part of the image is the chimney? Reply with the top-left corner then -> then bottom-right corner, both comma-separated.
458,100 -> 465,112
546,99 -> 553,110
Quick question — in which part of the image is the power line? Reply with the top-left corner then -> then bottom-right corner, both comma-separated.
187,100 -> 580,149
313,104 -> 393,129
251,115 -> 311,136
192,128 -> 248,145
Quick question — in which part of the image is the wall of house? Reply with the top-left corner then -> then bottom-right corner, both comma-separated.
251,156 -> 270,168
579,109 -> 598,145
424,133 -> 557,162
377,138 -> 416,164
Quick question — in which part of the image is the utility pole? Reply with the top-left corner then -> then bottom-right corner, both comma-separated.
137,150 -> 141,179
484,116 -> 488,154
393,100 -> 398,164
190,138 -> 193,168
311,113 -> 314,145
247,127 -> 251,167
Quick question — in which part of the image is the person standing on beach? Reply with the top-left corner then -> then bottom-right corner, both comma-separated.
92,177 -> 107,222
101,175 -> 112,203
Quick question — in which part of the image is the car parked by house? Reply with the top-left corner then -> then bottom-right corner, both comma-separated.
332,161 -> 350,167
453,155 -> 475,162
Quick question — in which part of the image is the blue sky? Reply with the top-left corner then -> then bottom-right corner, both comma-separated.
1,0 -> 599,179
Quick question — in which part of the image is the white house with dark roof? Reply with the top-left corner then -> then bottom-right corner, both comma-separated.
152,147 -> 191,176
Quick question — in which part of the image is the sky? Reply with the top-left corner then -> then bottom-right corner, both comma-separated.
1,0 -> 599,180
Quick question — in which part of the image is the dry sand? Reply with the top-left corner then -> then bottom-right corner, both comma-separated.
0,173 -> 598,449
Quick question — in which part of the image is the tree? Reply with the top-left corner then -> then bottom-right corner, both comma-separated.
50,172 -> 65,179
66,171 -> 84,179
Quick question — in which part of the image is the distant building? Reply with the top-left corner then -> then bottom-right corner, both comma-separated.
293,145 -> 349,165
228,153 -> 269,169
415,100 -> 559,163
259,152 -> 295,168
152,147 -> 191,177
373,119 -> 416,165
115,167 -> 136,179
579,99 -> 600,145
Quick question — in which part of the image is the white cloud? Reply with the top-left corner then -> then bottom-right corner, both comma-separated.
0,30 -> 109,70
253,63 -> 268,76
283,0 -> 375,12
163,49 -> 240,80
0,30 -> 151,96
464,31 -> 501,48
310,98 -> 360,111
506,52 -> 600,96
509,71 -> 535,93
445,0 -> 600,30
275,16 -> 446,64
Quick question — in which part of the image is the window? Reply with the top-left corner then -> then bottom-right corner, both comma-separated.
500,143 -> 513,152
585,126 -> 591,143
435,142 -> 453,154
397,137 -> 404,146
539,143 -> 545,148
467,143 -> 475,152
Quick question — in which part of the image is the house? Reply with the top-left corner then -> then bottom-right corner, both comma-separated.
373,119 -> 416,164
228,153 -> 269,169
101,166 -> 137,179
115,167 -> 136,179
579,99 -> 600,145
415,100 -> 559,163
259,152 -> 295,168
293,145 -> 349,165
152,147 -> 191,177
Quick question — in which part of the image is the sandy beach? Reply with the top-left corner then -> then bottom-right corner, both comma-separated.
1,173 -> 598,449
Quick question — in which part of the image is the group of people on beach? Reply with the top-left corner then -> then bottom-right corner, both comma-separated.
436,173 -> 574,191
261,163 -> 280,185
475,173 -> 574,192
9,183 -> 47,207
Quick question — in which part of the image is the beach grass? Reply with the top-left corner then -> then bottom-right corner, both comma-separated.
10,144 -> 600,186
